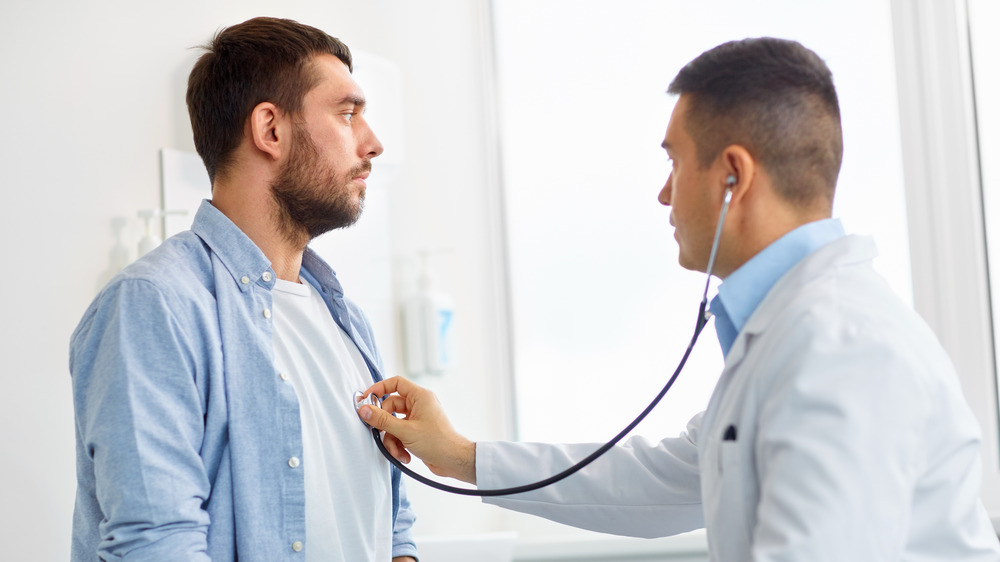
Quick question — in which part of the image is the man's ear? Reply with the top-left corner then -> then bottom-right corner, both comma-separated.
248,101 -> 286,161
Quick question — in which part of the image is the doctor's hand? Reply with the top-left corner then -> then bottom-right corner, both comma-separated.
359,376 -> 477,485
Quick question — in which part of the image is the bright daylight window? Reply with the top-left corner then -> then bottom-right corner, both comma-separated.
492,0 -> 912,443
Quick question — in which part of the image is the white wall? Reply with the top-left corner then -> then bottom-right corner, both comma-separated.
0,1 -> 515,559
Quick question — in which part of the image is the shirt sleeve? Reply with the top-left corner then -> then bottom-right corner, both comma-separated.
391,477 -> 419,559
71,278 -> 212,561
477,413 -> 706,538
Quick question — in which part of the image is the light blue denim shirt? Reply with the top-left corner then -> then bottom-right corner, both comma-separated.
70,200 -> 417,561
710,218 -> 845,358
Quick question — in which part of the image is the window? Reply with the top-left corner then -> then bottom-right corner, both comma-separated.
492,0 -> 912,443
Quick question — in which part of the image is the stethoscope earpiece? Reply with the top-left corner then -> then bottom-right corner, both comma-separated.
726,175 -> 737,188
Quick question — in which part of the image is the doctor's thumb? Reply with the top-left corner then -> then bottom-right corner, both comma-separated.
360,404 -> 397,433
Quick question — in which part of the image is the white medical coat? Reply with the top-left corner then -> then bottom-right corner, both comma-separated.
478,235 -> 1000,561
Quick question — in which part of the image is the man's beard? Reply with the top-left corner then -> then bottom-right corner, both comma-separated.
271,124 -> 370,242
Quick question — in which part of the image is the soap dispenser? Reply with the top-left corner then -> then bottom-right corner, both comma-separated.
402,252 -> 456,376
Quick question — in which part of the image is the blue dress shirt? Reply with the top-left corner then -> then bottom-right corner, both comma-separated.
70,200 -> 417,561
710,219 -> 845,358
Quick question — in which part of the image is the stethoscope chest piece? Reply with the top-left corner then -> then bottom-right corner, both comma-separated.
353,391 -> 382,426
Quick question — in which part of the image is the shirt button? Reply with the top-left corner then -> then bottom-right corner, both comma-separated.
262,271 -> 273,282
279,372 -> 289,381
263,308 -> 272,319
240,276 -> 250,284
288,456 -> 300,468
291,540 -> 303,552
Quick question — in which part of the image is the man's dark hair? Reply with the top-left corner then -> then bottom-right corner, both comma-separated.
668,38 -> 843,210
186,17 -> 352,184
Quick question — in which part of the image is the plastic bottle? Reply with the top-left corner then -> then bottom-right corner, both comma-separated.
137,209 -> 162,256
403,253 -> 456,376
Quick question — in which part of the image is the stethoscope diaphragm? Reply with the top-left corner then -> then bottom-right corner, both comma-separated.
354,390 -> 382,426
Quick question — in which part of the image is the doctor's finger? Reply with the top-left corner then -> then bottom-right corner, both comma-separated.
380,395 -> 410,417
368,376 -> 424,400
382,433 -> 411,464
363,379 -> 390,399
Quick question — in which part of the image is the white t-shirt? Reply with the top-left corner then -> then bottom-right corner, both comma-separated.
271,278 -> 392,561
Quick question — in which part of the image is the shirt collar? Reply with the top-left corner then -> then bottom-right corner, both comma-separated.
190,199 -> 276,292
709,218 -> 845,357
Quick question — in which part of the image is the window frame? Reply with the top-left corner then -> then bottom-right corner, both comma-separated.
889,0 -> 1000,522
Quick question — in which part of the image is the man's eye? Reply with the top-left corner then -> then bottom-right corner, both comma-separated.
343,113 -> 354,122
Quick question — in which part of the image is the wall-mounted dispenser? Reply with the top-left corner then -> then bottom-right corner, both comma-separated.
402,252 -> 456,377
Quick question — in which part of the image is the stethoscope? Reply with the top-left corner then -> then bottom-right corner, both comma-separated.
356,177 -> 735,497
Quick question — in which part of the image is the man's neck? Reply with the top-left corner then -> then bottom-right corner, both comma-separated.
210,183 -> 307,282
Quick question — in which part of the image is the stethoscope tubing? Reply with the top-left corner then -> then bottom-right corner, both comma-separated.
371,188 -> 733,496
371,298 -> 712,497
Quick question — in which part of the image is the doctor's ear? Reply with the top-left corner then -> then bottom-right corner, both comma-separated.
720,145 -> 755,199
248,102 -> 286,161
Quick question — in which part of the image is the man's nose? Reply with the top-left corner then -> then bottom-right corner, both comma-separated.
362,120 -> 384,159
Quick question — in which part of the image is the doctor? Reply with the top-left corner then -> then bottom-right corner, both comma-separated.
360,38 -> 1000,560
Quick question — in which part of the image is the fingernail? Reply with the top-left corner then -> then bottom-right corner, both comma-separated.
360,406 -> 371,421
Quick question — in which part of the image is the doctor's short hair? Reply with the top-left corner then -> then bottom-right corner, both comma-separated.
667,38 -> 843,211
186,17 -> 353,184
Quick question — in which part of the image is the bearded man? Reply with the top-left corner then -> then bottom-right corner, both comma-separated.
69,17 -> 418,562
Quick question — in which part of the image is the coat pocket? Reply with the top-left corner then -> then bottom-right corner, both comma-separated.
714,440 -> 753,560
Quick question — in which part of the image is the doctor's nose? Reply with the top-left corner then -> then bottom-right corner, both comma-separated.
658,174 -> 673,206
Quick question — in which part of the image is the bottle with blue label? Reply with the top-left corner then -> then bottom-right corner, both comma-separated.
403,253 -> 456,376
